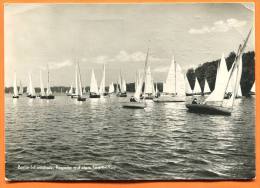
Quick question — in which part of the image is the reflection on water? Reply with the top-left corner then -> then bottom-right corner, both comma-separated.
5,94 -> 255,181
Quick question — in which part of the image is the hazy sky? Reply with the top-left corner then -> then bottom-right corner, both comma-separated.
4,3 -> 255,87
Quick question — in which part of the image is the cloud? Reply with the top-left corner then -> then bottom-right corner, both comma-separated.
189,18 -> 247,34
40,60 -> 73,70
91,50 -> 163,64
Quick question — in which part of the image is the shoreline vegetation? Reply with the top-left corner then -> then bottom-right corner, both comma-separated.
5,51 -> 255,96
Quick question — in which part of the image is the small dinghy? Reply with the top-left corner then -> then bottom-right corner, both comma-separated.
13,72 -> 19,98
186,104 -> 231,115
89,69 -> 100,98
122,48 -> 149,109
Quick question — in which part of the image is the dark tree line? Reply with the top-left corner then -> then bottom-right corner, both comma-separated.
186,51 -> 255,96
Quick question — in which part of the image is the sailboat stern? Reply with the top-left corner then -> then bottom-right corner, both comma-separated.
186,104 -> 232,115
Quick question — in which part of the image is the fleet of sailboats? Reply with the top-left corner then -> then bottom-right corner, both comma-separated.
186,29 -> 252,115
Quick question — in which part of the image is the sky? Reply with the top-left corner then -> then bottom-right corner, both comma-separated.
4,3 -> 255,87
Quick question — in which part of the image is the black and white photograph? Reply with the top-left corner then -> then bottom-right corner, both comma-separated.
4,3 -> 255,181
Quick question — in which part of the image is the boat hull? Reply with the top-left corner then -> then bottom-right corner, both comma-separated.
27,95 -> 36,98
12,96 -> 19,99
77,97 -> 86,101
89,94 -> 100,98
186,104 -> 232,116
122,102 -> 146,109
117,92 -> 127,97
153,95 -> 185,102
71,95 -> 79,98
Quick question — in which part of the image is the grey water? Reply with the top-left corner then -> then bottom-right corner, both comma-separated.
5,94 -> 255,181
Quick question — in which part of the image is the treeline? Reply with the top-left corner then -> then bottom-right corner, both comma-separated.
186,51 -> 255,96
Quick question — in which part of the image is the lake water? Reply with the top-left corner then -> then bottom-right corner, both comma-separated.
5,94 -> 255,181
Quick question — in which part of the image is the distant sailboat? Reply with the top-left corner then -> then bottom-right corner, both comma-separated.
13,72 -> 19,98
122,48 -> 149,109
89,69 -> 100,98
143,66 -> 155,99
39,70 -> 46,98
71,64 -> 79,98
108,82 -> 115,94
186,29 -> 252,115
27,72 -> 36,98
18,81 -> 23,96
76,63 -> 86,101
185,76 -> 193,96
116,71 -> 127,97
250,81 -> 255,95
193,77 -> 201,95
203,79 -> 211,95
153,56 -> 186,102
99,64 -> 108,96
154,82 -> 159,98
67,85 -> 73,96
42,65 -> 55,99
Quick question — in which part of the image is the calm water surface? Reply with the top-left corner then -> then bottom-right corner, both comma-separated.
5,94 -> 255,181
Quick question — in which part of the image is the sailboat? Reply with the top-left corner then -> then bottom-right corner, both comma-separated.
108,82 -> 115,95
203,79 -> 211,95
185,76 -> 193,96
13,72 -> 19,98
27,72 -> 36,98
99,64 -> 108,96
143,66 -> 155,99
153,56 -> 186,102
186,29 -> 252,115
89,69 -> 100,98
18,81 -> 23,96
122,48 -> 149,109
76,63 -> 86,101
116,71 -> 127,97
71,64 -> 79,98
39,70 -> 46,98
154,82 -> 160,98
250,81 -> 255,95
193,77 -> 201,95
45,65 -> 55,99
67,85 -> 73,96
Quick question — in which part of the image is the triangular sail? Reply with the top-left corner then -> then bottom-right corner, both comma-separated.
176,64 -> 185,96
193,77 -> 201,94
75,64 -> 78,96
204,79 -> 211,93
205,54 -> 229,103
185,76 -> 192,94
77,63 -> 83,97
251,82 -> 255,93
13,73 -> 18,97
90,69 -> 99,94
144,66 -> 153,94
18,81 -> 23,95
164,56 -> 176,94
109,82 -> 114,93
69,85 -> 73,94
46,65 -> 52,96
122,79 -> 126,93
28,72 -> 35,96
99,64 -> 106,95
40,70 -> 45,96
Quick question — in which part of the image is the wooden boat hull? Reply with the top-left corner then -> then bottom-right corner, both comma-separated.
153,95 -> 185,102
122,102 -> 146,109
46,95 -> 55,99
77,97 -> 86,101
186,104 -> 232,116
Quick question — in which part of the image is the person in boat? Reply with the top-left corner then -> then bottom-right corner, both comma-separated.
192,98 -> 198,104
130,96 -> 137,102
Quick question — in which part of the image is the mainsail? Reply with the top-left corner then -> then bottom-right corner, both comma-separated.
99,64 -> 106,95
185,76 -> 193,94
109,83 -> 114,93
69,85 -> 73,95
74,64 -> 78,96
28,72 -> 35,96
18,81 -> 23,95
40,70 -> 45,96
204,79 -> 211,93
13,73 -> 18,97
193,77 -> 201,94
144,66 -> 153,94
46,65 -> 52,96
77,63 -> 83,97
90,69 -> 99,94
251,81 -> 255,93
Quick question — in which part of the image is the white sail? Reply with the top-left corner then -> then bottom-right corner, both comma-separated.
164,56 -> 176,94
122,79 -> 126,93
99,64 -> 106,95
40,70 -> 45,96
18,81 -> 23,95
175,64 -> 186,96
251,82 -> 255,93
134,49 -> 149,101
77,63 -> 83,97
204,79 -> 211,93
144,66 -> 153,94
13,73 -> 18,97
193,77 -> 201,94
205,54 -> 229,103
237,85 -> 242,97
185,76 -> 192,94
69,85 -> 73,94
90,69 -> 99,94
75,64 -> 78,96
46,66 -> 52,96
28,73 -> 35,96
109,83 -> 114,93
